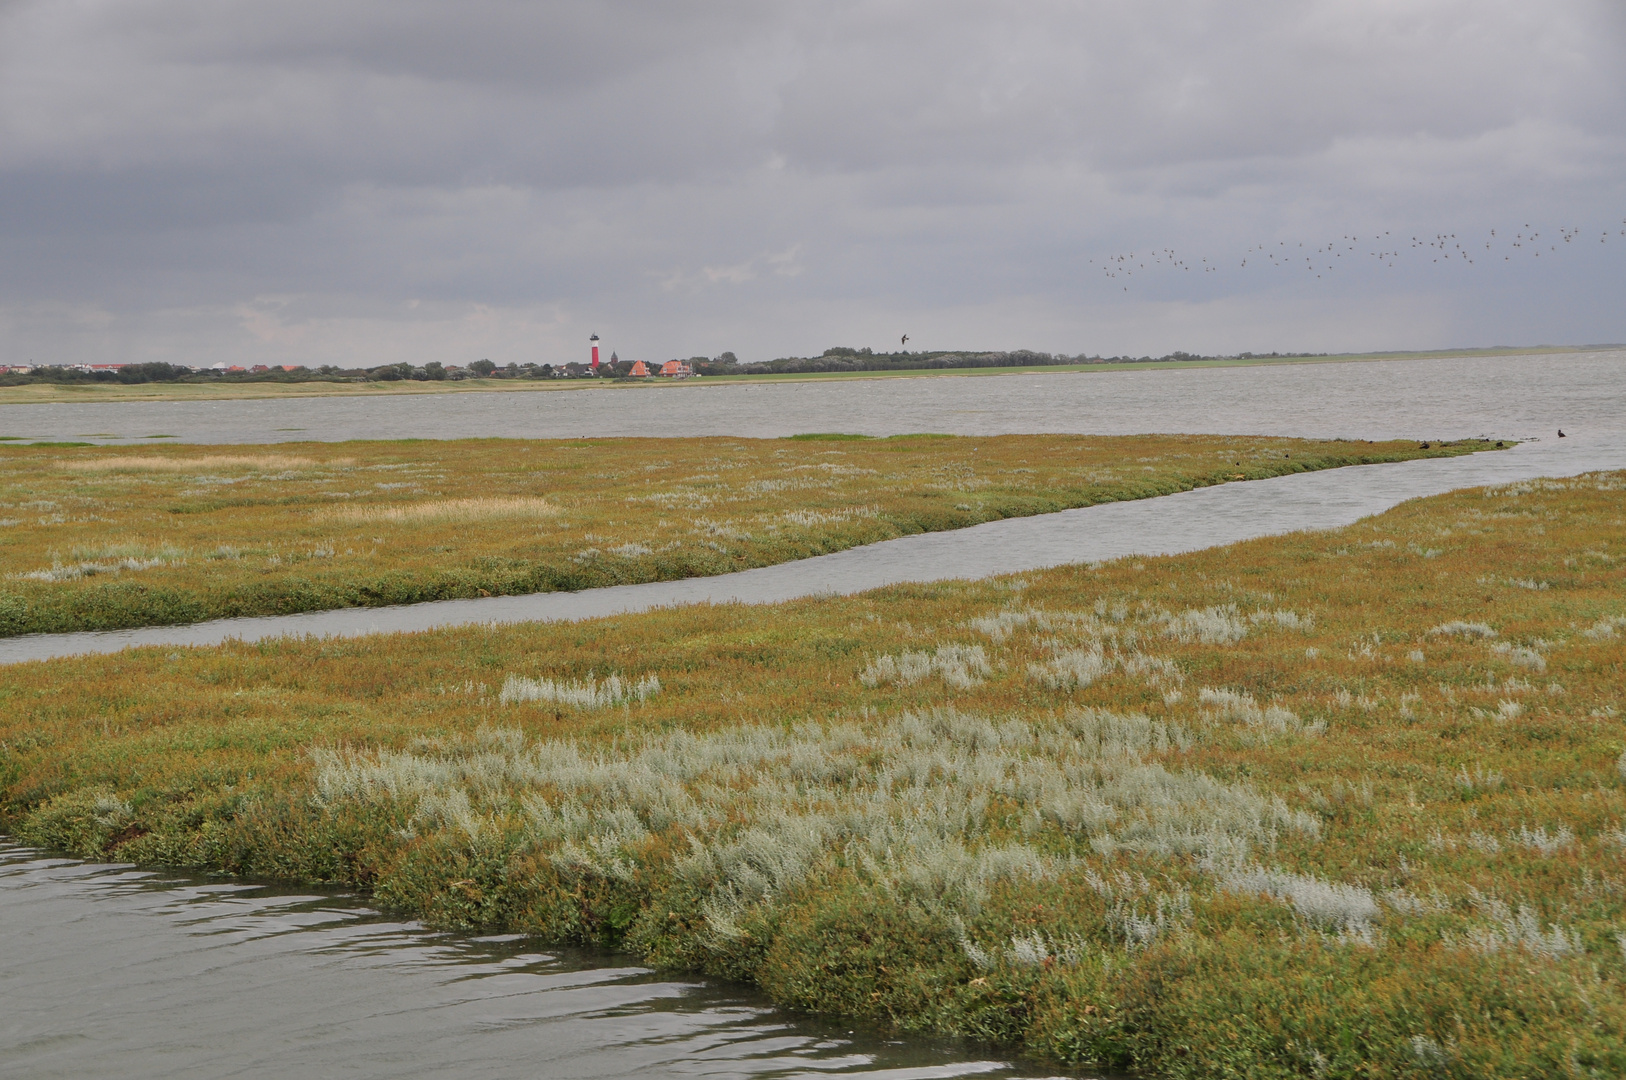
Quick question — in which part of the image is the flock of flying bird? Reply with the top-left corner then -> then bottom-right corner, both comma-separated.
1090,220 -> 1626,291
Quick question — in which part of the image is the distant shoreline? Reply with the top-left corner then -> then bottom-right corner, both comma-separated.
1,344 -> 1618,406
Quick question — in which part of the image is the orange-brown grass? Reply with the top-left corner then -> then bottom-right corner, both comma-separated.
319,495 -> 560,525
4,469 -> 1620,1078
62,454 -> 330,472
0,433 -> 1491,636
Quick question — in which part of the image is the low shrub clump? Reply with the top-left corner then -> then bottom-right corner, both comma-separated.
4,469 -> 1623,1077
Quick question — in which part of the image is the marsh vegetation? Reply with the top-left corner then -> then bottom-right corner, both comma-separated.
3,469 -> 1622,1076
0,434 -> 1494,636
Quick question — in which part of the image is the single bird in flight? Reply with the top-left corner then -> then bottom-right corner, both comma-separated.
900,334 -> 909,347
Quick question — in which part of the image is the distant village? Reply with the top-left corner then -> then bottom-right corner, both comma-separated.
0,351 -> 724,385
0,344 -> 1335,386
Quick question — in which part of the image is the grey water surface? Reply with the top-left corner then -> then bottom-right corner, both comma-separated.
3,431 -> 1621,666
1,349 -> 1620,445
0,842 -> 1090,1080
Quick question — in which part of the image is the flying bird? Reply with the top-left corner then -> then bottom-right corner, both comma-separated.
1092,213 -> 1620,299
900,334 -> 909,347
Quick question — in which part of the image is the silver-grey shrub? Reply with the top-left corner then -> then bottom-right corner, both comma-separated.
1427,621 -> 1496,640
1199,687 -> 1326,738
311,709 -> 1317,948
1026,645 -> 1112,690
1456,892 -> 1584,960
1153,605 -> 1249,645
859,644 -> 990,690
1215,862 -> 1380,941
499,672 -> 661,709
1583,615 -> 1626,641
1490,642 -> 1546,672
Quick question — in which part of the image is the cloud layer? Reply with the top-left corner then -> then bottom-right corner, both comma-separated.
2,0 -> 1622,366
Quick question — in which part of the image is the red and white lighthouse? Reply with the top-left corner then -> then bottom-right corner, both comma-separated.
589,333 -> 600,372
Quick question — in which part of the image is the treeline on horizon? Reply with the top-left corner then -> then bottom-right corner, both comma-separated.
0,348 -> 1330,387
708,346 -> 1324,375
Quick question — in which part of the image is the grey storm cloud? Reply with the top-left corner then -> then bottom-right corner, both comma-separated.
1,0 -> 1622,366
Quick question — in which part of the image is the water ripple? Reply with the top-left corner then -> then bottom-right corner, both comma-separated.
0,843 -> 1092,1080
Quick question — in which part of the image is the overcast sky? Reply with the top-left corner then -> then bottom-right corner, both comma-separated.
1,1 -> 1622,367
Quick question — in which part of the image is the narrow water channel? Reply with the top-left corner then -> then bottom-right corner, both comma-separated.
3,433 -> 1620,665
0,842 -> 1094,1080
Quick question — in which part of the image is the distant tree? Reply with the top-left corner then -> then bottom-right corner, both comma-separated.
115,362 -> 189,383
468,359 -> 497,376
692,353 -> 743,376
422,361 -> 447,381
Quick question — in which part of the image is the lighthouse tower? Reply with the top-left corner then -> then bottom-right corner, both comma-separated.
589,333 -> 600,372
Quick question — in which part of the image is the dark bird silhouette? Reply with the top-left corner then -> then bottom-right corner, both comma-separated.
900,334 -> 909,347
1092,213 -> 1621,299
1558,429 -> 1566,438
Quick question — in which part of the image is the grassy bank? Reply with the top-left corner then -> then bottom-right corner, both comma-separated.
0,434 -> 1497,637
1,346 -> 1615,405
4,470 -> 1623,1076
